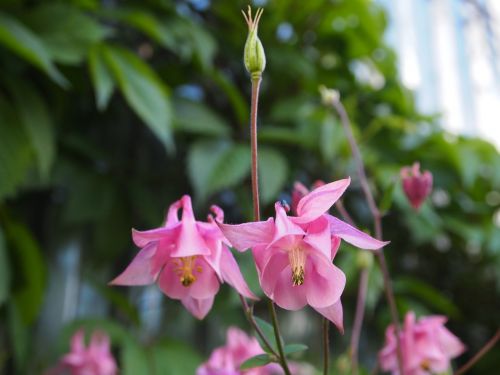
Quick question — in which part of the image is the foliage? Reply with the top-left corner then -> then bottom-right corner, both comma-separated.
0,0 -> 498,374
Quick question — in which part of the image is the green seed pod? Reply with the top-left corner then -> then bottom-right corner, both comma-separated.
242,7 -> 266,79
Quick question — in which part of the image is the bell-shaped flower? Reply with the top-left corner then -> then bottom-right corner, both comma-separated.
220,178 -> 388,331
46,330 -> 117,375
379,311 -> 465,375
110,195 -> 256,319
401,162 -> 433,211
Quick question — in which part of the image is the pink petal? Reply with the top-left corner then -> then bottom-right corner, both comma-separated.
158,263 -> 190,300
132,226 -> 179,248
326,215 -> 389,250
220,246 -> 258,300
302,216 -> 331,260
182,296 -> 214,319
218,218 -> 275,252
270,203 -> 304,247
331,235 -> 341,260
314,300 -> 344,333
109,243 -> 163,286
272,266 -> 307,310
294,178 -> 350,223
305,253 -> 345,308
70,329 -> 85,353
188,259 -> 220,299
260,251 -> 289,297
165,197 -> 183,225
89,331 -> 110,353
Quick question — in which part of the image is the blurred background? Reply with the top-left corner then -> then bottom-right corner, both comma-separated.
0,0 -> 499,374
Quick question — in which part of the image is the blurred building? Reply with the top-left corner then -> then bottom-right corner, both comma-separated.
379,0 -> 500,148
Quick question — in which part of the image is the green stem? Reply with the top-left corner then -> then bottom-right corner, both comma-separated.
323,318 -> 330,375
268,301 -> 292,375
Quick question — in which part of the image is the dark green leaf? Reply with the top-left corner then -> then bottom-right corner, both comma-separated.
173,98 -> 230,136
259,147 -> 288,204
0,12 -> 67,86
151,341 -> 203,375
283,343 -> 308,356
0,228 -> 10,306
379,179 -> 397,214
254,317 -> 279,353
88,44 -> 115,110
240,353 -> 274,370
102,45 -> 173,152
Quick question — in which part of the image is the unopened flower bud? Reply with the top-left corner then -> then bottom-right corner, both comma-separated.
400,162 -> 433,211
319,85 -> 340,106
242,6 -> 266,79
356,251 -> 373,269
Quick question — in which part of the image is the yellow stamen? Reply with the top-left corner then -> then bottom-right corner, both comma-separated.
288,247 -> 306,286
421,359 -> 431,371
173,256 -> 200,287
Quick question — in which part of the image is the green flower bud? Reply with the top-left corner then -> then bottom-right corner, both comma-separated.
356,251 -> 374,269
242,6 -> 266,79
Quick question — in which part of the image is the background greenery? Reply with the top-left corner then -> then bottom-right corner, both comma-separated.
0,0 -> 499,374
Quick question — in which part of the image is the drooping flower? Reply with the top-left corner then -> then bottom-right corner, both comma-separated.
46,330 -> 117,375
196,327 -> 281,375
220,178 -> 388,331
401,162 -> 433,211
110,195 -> 256,319
379,311 -> 465,375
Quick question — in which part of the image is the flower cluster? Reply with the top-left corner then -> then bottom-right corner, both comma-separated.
379,311 -> 465,375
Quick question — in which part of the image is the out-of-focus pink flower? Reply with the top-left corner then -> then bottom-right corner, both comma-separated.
110,195 -> 256,319
47,330 -> 117,375
196,327 -> 282,375
379,311 -> 465,375
220,178 -> 388,331
401,162 -> 433,211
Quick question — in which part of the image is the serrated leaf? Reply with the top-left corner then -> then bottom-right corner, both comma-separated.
240,353 -> 274,370
173,98 -> 230,136
101,45 -> 173,152
188,141 -> 250,202
8,81 -> 55,181
88,44 -> 115,110
283,343 -> 308,355
259,147 -> 288,204
25,3 -> 110,64
0,228 -> 10,306
0,12 -> 67,86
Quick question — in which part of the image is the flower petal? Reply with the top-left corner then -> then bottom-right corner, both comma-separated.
260,251 -> 289,297
294,178 -> 350,223
188,259 -> 220,299
220,246 -> 258,300
182,296 -> 214,319
314,300 -> 344,333
218,218 -> 274,252
109,243 -> 163,285
132,226 -> 179,248
158,263 -> 190,300
270,202 -> 304,247
326,215 -> 389,250
302,216 -> 331,260
305,253 -> 345,308
272,266 -> 307,310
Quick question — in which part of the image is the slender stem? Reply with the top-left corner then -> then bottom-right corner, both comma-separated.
239,295 -> 278,357
249,74 -> 291,375
351,267 -> 369,374
330,98 -> 404,375
250,75 -> 261,222
454,330 -> 500,375
268,301 -> 292,375
323,318 -> 330,375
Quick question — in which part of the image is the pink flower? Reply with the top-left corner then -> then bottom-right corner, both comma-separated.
401,162 -> 433,211
47,330 -> 117,375
379,311 -> 465,375
110,195 -> 256,319
196,327 -> 282,375
220,178 -> 388,331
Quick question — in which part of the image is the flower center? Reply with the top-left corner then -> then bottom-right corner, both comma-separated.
288,246 -> 306,286
173,256 -> 202,287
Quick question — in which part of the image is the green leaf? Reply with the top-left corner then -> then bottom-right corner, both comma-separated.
240,353 -> 274,370
283,343 -> 308,356
320,113 -> 342,161
88,44 -> 115,110
254,317 -> 279,353
0,228 -> 10,306
7,302 -> 29,371
25,3 -> 110,64
0,12 -> 67,86
188,141 -> 250,202
151,341 -> 203,375
259,147 -> 289,204
101,45 -> 173,152
173,98 -> 230,136
8,81 -> 55,181
122,340 -> 151,375
379,179 -> 397,215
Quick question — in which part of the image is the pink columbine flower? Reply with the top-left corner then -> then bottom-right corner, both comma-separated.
110,195 -> 256,319
379,311 -> 465,375
219,178 -> 388,331
401,162 -> 433,211
196,327 -> 282,375
47,330 -> 117,375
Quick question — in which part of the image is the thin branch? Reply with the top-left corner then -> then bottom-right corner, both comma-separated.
323,318 -> 330,375
454,329 -> 500,375
268,302 -> 292,375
